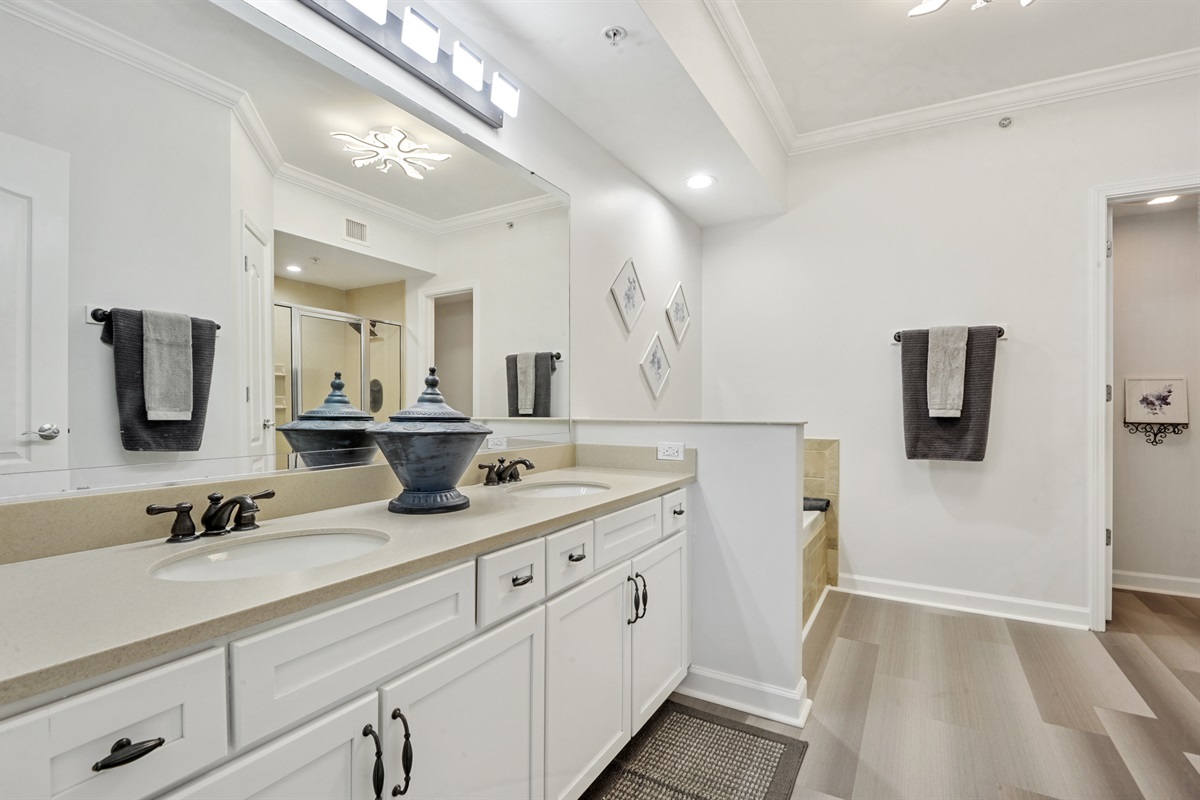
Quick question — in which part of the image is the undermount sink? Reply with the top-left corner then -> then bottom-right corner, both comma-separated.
505,481 -> 612,498
151,529 -> 389,582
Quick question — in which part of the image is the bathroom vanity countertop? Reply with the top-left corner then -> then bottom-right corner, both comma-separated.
0,466 -> 692,708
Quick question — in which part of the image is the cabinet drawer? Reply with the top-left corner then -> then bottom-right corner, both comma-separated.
0,649 -> 227,800
477,538 -> 546,628
661,488 -> 688,535
230,561 -> 475,748
544,521 -> 595,596
593,498 -> 662,569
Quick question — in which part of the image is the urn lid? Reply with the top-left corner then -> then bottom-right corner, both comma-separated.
279,372 -> 374,428
387,368 -> 471,422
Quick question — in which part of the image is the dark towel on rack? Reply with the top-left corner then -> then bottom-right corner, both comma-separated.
100,308 -> 218,452
901,326 -> 999,461
804,497 -> 831,512
506,352 -> 556,417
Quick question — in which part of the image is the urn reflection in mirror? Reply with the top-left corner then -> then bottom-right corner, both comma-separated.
277,373 -> 378,469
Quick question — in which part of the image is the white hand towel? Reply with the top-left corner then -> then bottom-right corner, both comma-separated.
516,351 -> 536,415
143,310 -> 193,421
927,326 -> 968,418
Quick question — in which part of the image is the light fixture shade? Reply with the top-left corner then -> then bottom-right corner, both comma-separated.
908,0 -> 950,17
453,42 -> 484,91
346,0 -> 388,25
401,7 -> 441,64
491,73 -> 520,117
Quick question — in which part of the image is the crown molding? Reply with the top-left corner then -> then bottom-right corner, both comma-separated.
789,48 -> 1200,155
701,0 -> 797,152
434,194 -> 567,234
276,164 -> 441,233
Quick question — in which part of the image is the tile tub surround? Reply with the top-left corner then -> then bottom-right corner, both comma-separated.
804,438 -> 839,586
802,511 -> 828,625
0,464 -> 692,708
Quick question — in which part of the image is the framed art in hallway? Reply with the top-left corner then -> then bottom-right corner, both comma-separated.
610,257 -> 645,332
640,333 -> 671,398
1124,378 -> 1188,424
666,282 -> 690,344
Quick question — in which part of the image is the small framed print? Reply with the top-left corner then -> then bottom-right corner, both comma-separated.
666,282 -> 690,344
610,257 -> 645,332
640,333 -> 671,399
1124,378 -> 1189,424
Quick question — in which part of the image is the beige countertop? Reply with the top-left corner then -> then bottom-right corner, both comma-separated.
0,466 -> 692,709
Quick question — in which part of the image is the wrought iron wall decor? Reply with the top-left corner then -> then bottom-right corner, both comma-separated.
1123,421 -> 1188,446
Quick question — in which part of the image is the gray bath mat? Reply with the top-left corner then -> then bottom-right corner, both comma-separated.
582,700 -> 808,800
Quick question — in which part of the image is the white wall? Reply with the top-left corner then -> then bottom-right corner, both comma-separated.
702,78 -> 1200,625
1112,206 -> 1200,595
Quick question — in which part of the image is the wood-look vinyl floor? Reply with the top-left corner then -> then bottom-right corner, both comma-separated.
674,588 -> 1200,800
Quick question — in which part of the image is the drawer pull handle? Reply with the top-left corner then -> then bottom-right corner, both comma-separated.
512,574 -> 534,587
362,724 -> 385,800
391,709 -> 413,796
672,509 -> 685,516
567,552 -> 587,563
91,736 -> 165,772
627,575 -> 641,624
636,573 -> 649,620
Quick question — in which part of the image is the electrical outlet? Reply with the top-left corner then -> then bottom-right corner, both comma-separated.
657,442 -> 684,461
487,436 -> 508,450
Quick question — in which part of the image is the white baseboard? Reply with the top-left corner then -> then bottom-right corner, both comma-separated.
677,666 -> 811,728
802,584 -> 831,641
839,574 -> 1091,629
1113,570 -> 1200,598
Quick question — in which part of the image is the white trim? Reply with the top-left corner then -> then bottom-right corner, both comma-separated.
1087,173 -> 1200,632
276,164 -> 439,233
433,195 -> 567,234
677,666 -> 811,728
1113,571 -> 1200,599
801,584 -> 832,641
839,574 -> 1090,630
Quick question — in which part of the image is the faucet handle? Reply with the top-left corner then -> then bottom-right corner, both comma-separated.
248,489 -> 276,501
231,489 -> 275,533
478,462 -> 499,486
147,502 -> 199,543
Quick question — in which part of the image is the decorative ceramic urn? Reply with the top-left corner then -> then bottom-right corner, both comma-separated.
369,368 -> 492,514
277,372 -> 379,469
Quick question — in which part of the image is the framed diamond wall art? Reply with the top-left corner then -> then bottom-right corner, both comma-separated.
640,333 -> 671,398
666,282 -> 690,344
610,257 -> 645,332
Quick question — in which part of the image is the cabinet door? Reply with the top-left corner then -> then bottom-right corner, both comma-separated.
161,694 -> 379,800
630,532 -> 689,732
544,562 -> 633,800
379,607 -> 545,800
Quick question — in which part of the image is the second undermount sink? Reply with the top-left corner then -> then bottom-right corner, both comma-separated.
505,481 -> 612,498
151,529 -> 389,582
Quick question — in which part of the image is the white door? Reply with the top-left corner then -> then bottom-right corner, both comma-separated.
545,562 -> 633,800
379,607 -> 545,800
630,532 -> 689,732
0,131 -> 68,490
161,694 -> 379,800
241,215 -> 271,463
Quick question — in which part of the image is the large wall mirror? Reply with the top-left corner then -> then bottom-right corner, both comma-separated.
0,0 -> 570,502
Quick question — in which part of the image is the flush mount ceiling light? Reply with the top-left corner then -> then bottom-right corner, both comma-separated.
909,0 -> 1036,17
685,174 -> 717,189
330,127 -> 451,179
400,7 -> 440,63
1147,195 -> 1180,205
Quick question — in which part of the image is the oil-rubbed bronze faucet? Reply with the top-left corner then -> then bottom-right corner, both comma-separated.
495,458 -> 535,483
200,489 -> 276,535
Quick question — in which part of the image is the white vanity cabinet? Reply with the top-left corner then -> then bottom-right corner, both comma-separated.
379,607 -> 546,799
544,530 -> 689,800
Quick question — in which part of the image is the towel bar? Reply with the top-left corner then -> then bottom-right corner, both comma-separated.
91,308 -> 221,330
893,326 -> 1003,343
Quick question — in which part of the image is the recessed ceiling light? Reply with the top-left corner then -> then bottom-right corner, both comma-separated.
452,42 -> 484,91
346,0 -> 388,25
286,265 -> 303,273
1147,195 -> 1180,205
685,174 -> 716,190
491,73 -> 520,117
401,7 -> 441,64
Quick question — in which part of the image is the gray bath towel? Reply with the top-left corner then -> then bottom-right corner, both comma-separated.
506,352 -> 556,417
101,309 -> 217,452
901,326 -> 999,461
927,326 -> 967,418
142,309 -> 193,421
516,351 -> 536,415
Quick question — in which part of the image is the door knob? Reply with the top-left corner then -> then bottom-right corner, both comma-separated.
262,419 -> 275,430
22,423 -> 60,440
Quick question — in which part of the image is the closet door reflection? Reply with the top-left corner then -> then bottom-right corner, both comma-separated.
299,312 -> 363,412
367,321 -> 402,416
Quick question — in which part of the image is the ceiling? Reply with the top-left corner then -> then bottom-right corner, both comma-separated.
274,232 -> 431,289
1112,191 -> 1200,218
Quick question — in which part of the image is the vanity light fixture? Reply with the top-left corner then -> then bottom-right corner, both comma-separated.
685,174 -> 716,190
345,0 -> 387,25
909,0 -> 1036,17
286,264 -> 304,273
452,42 -> 484,91
331,127 -> 451,179
400,7 -> 441,63
1147,195 -> 1180,205
491,73 -> 520,118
